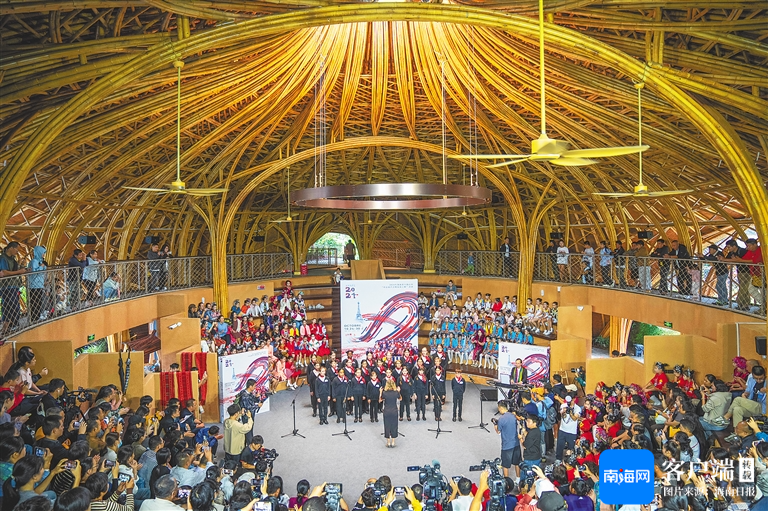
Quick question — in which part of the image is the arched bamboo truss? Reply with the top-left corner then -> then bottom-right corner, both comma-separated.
1,1 -> 767,309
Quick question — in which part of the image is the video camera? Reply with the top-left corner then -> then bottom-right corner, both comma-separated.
469,459 -> 505,511
325,483 -> 343,511
570,366 -> 586,387
63,386 -> 94,409
254,448 -> 279,469
365,482 -> 387,509
407,460 -> 448,511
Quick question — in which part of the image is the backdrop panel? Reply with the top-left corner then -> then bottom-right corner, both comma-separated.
218,348 -> 270,421
497,342 -> 550,388
340,279 -> 418,359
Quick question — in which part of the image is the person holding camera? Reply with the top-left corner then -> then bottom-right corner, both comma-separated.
169,447 -> 213,488
378,486 -> 422,511
223,404 -> 253,464
446,477 -> 473,511
493,401 -> 520,479
518,413 -> 542,469
556,396 -> 581,461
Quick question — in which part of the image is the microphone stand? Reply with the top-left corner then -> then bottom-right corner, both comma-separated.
332,380 -> 355,441
281,381 -> 306,439
466,376 -> 490,433
427,382 -> 451,439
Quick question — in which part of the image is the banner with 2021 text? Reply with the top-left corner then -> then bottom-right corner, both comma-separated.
340,279 -> 418,359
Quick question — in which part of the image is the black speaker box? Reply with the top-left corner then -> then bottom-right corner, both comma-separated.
457,233 -> 469,240
253,235 -> 265,242
77,235 -> 97,245
756,336 -> 767,357
637,231 -> 653,239
144,235 -> 160,245
550,232 -> 564,240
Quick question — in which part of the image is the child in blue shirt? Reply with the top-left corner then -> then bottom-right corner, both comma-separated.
522,328 -> 534,345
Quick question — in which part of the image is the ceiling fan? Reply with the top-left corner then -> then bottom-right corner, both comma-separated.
592,83 -> 693,198
270,166 -> 305,223
123,61 -> 228,196
450,0 -> 648,168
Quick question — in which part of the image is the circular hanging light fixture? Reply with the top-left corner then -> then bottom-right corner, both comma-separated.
291,183 -> 491,209
292,55 -> 491,211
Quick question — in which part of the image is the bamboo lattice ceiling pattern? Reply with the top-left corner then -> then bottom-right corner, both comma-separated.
1,0 -> 766,262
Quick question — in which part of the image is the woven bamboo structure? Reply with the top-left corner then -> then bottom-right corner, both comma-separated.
1,1 -> 767,310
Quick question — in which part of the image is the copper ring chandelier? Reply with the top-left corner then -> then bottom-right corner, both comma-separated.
291,183 -> 492,210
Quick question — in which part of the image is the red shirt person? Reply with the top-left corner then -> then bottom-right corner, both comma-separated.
644,362 -> 669,393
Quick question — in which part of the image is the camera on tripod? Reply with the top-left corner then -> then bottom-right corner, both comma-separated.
406,461 -> 448,510
468,459 -> 505,511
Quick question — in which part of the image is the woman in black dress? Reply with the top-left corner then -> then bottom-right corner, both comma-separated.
382,380 -> 400,448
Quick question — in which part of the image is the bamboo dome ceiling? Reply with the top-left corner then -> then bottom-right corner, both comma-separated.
1,1 -> 767,261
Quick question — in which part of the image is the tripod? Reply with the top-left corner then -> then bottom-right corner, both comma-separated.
467,376 -> 491,433
281,382 -> 306,439
332,382 -> 355,441
427,385 -> 451,439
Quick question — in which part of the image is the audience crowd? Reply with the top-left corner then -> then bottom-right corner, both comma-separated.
0,340 -> 765,511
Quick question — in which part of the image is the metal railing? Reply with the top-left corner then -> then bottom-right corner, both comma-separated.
371,247 -> 424,269
226,253 -> 294,283
305,248 -> 339,267
436,250 -> 522,279
0,256 -> 212,338
437,250 -> 766,318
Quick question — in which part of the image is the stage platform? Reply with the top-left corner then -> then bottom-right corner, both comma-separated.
241,381 -> 504,500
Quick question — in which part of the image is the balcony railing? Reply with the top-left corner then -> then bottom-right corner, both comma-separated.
226,253 -> 294,283
436,250 -> 766,318
305,248 -> 339,267
0,253 -> 291,338
1,248 -> 762,339
0,256 -> 212,337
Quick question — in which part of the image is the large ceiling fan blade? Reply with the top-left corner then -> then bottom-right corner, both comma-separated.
647,189 -> 694,197
549,158 -> 600,166
183,188 -> 229,196
487,158 -> 532,169
592,192 -> 637,197
562,145 -> 650,159
122,186 -> 169,193
449,154 -> 531,160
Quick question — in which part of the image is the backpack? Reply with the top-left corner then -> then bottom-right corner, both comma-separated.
544,405 -> 557,428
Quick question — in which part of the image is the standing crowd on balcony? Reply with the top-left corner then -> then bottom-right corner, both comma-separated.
542,237 -> 764,314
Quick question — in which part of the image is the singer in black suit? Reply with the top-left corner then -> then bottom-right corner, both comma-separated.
314,367 -> 331,425
331,369 -> 349,423
367,373 -> 383,422
451,368 -> 466,422
431,366 -> 447,421
399,371 -> 414,421
510,358 -> 529,384
307,362 -> 320,418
